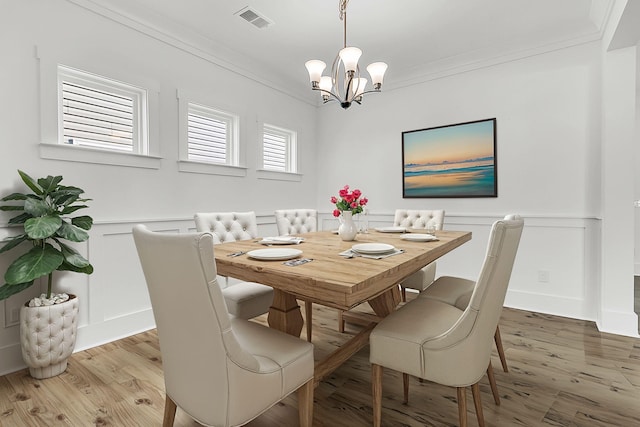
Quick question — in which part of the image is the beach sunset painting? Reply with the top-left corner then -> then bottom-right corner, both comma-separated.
402,118 -> 497,198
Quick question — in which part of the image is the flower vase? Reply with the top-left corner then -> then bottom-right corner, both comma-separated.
338,211 -> 358,241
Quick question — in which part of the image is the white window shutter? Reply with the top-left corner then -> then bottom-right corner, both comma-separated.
62,82 -> 134,151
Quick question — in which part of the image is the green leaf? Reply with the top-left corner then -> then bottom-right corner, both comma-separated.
24,215 -> 62,239
0,281 -> 35,301
37,175 -> 63,194
18,170 -> 43,195
71,215 -> 93,230
0,205 -> 25,211
8,212 -> 32,225
53,194 -> 77,207
0,234 -> 28,254
58,241 -> 91,269
4,244 -> 63,285
61,205 -> 88,215
56,220 -> 89,242
0,193 -> 28,202
58,260 -> 93,275
24,198 -> 49,217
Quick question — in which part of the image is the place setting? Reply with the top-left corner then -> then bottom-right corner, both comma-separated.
246,247 -> 303,261
400,233 -> 438,242
340,242 -> 404,259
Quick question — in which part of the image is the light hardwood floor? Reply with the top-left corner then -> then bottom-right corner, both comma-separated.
1,302 -> 639,426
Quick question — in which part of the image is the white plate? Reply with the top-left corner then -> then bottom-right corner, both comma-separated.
401,233 -> 438,242
351,243 -> 396,255
259,237 -> 304,245
375,226 -> 406,233
247,248 -> 303,261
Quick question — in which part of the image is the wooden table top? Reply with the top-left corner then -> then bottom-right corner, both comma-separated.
214,230 -> 472,311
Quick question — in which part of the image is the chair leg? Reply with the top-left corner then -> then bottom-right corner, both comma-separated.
402,373 -> 409,404
298,379 -> 314,427
372,364 -> 383,427
471,382 -> 485,427
486,361 -> 500,405
401,286 -> 407,302
338,309 -> 345,333
494,325 -> 508,372
457,387 -> 468,427
163,395 -> 177,427
305,301 -> 313,342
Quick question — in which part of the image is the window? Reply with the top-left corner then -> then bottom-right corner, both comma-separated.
58,66 -> 148,154
262,124 -> 296,173
187,104 -> 238,165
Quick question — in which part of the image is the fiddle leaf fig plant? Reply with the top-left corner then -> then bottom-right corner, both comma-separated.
0,170 -> 94,301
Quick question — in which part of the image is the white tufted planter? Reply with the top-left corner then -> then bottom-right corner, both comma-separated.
20,294 -> 79,379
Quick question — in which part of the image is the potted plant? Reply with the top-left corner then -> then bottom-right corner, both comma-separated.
0,170 -> 93,378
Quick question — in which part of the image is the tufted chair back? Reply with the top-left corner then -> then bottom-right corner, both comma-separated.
132,225 -> 260,426
393,209 -> 445,230
194,212 -> 258,244
275,209 -> 318,235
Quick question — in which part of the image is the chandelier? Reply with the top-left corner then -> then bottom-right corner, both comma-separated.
305,0 -> 388,110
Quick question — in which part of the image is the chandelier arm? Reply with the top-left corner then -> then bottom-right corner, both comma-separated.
310,87 -> 341,103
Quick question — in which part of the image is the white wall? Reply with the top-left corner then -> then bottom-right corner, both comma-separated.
315,41 -> 621,331
0,1 -> 317,375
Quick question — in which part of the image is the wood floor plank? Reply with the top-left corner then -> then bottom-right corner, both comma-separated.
1,305 -> 639,426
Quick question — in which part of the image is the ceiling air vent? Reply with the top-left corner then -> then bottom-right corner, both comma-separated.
235,6 -> 273,29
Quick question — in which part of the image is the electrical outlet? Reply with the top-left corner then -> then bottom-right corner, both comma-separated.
538,270 -> 550,283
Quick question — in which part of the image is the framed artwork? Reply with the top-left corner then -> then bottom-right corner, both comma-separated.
402,118 -> 497,198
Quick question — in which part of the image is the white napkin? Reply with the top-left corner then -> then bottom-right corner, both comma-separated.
259,236 -> 305,245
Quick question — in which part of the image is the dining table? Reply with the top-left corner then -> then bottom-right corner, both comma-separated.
214,229 -> 472,386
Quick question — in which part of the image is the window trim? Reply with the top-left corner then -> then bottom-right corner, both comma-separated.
37,48 -> 161,169
58,65 -> 148,154
260,123 -> 298,174
177,90 -> 246,177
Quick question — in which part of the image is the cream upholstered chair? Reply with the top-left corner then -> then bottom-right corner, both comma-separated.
370,215 -> 523,427
133,225 -> 314,427
194,212 -> 273,320
418,278 -> 509,373
275,209 -> 318,235
274,209 -> 317,343
394,209 -> 445,301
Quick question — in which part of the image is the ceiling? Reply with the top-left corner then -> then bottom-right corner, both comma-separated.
79,0 -> 614,104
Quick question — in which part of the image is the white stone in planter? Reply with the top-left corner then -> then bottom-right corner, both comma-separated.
20,294 -> 79,379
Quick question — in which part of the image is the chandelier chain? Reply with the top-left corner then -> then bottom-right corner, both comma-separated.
339,0 -> 349,48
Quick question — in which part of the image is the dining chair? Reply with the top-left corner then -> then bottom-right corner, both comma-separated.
132,225 -> 315,427
194,212 -> 273,320
274,209 -> 318,343
393,209 -> 445,301
418,277 -> 509,373
275,209 -> 318,235
370,215 -> 523,427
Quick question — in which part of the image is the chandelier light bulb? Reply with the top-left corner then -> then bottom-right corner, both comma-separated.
305,60 -> 326,86
366,62 -> 388,89
339,47 -> 362,73
352,78 -> 367,98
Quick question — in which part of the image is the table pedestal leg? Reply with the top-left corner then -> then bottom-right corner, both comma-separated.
368,285 -> 402,317
268,289 -> 304,337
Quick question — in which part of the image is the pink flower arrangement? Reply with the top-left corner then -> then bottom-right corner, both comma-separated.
331,185 -> 368,217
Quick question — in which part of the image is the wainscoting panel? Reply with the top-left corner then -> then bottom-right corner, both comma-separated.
0,213 -> 604,375
320,212 -> 601,323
